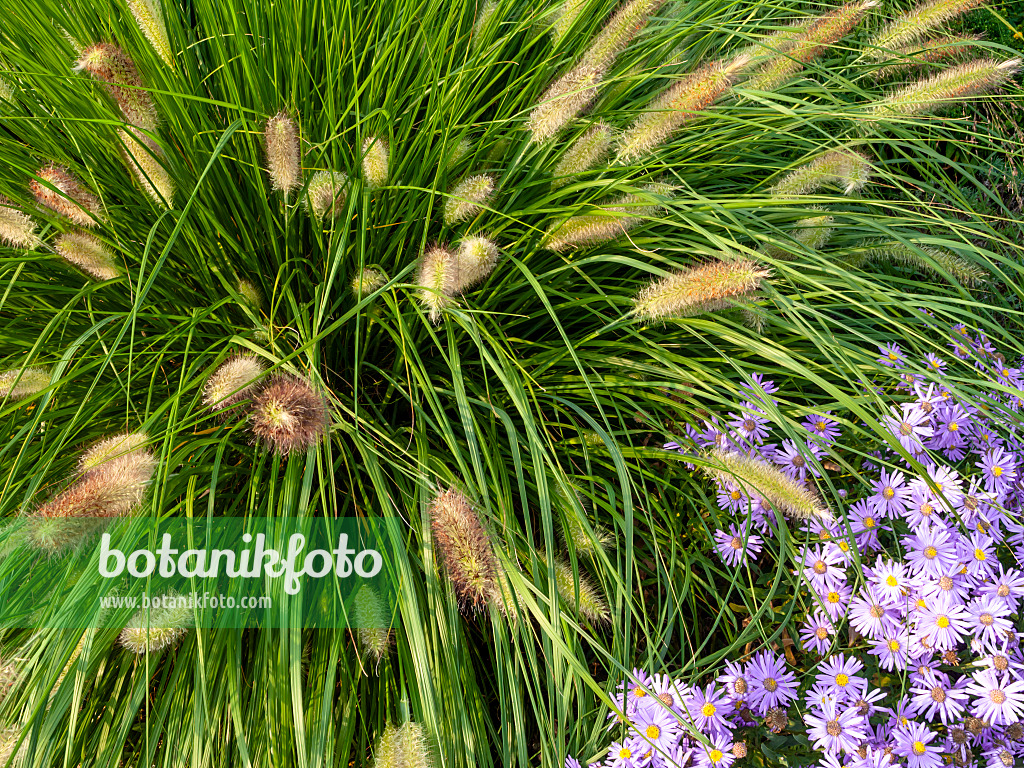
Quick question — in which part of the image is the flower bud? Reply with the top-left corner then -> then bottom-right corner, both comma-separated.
552,122 -> 611,188
264,111 -> 302,195
306,169 -> 348,221
0,367 -> 50,400
354,585 -> 392,668
127,0 -> 174,67
74,43 -> 158,131
53,231 -> 121,280
30,165 -> 104,227
632,258 -> 771,321
0,197 -> 40,249
443,173 -> 495,225
237,279 -> 263,309
362,136 -> 389,189
204,355 -> 267,412
249,374 -> 330,454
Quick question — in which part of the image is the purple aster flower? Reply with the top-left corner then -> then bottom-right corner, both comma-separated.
960,531 -> 997,580
685,684 -> 735,737
918,565 -> 972,605
893,720 -> 943,768
870,469 -> 910,517
606,738 -> 645,768
801,612 -> 836,655
803,412 -> 841,443
716,483 -> 748,513
910,670 -> 969,725
965,668 -> 1024,725
694,734 -> 735,768
967,599 -> 1014,651
746,651 -> 798,716
717,660 -> 749,704
914,464 -> 964,507
883,404 -> 934,453
631,698 -> 682,754
773,439 -> 823,481
850,585 -> 899,640
924,353 -> 947,375
850,746 -> 896,768
903,524 -> 959,579
983,744 -> 1017,768
902,485 -> 948,529
848,500 -> 883,551
804,696 -> 868,755
878,343 -> 906,368
815,654 -> 868,703
915,593 -> 971,651
933,403 -> 971,450
729,404 -> 771,445
872,630 -> 913,671
565,759 -> 582,768
801,544 -> 847,593
818,581 -> 854,622
981,567 -> 1024,612
867,557 -> 913,606
977,447 -> 1017,494
713,525 -> 764,567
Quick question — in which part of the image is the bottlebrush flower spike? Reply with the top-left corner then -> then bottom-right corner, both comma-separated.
264,111 -> 302,195
454,235 -> 499,291
556,483 -> 612,557
352,267 -> 388,295
616,55 -> 749,163
0,367 -> 50,400
872,35 -> 982,79
203,355 -> 267,412
734,19 -> 810,64
371,724 -> 401,768
770,146 -> 874,197
538,551 -> 610,624
551,0 -> 587,44
32,431 -> 157,522
30,165 -> 104,227
306,170 -> 348,221
853,239 -> 987,286
416,245 -> 459,322
362,135 -> 389,189
354,585 -> 392,667
126,0 -> 174,67
54,232 -> 121,281
0,197 -> 40,249
552,122 -> 611,188
581,0 -> 666,73
0,75 -> 13,102
119,596 -> 192,654
703,447 -> 832,521
746,0 -> 878,91
74,43 -> 158,131
429,486 -> 500,614
527,64 -> 604,144
472,0 -> 499,42
541,183 -> 674,251
632,258 -> 771,321
869,0 -> 985,57
237,279 -> 263,308
119,128 -> 174,207
249,374 -> 330,455
867,59 -> 1021,119
443,173 -> 495,225
395,722 -> 432,768
763,214 -> 835,258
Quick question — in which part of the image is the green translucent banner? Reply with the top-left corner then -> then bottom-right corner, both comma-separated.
0,516 -> 399,629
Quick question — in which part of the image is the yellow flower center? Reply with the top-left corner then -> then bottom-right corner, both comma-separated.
702,703 -> 716,717
949,422 -> 959,431
730,490 -> 741,500
888,352 -> 898,360
924,546 -> 938,559
828,591 -> 840,604
709,750 -> 723,763
764,678 -> 778,692
883,488 -> 895,499
646,725 -> 660,740
838,541 -> 849,552
937,616 -> 950,628
885,575 -> 898,587
836,673 -> 849,687
993,466 -> 1004,477
913,741 -> 926,756
619,747 -> 633,759
975,548 -> 987,561
815,627 -> 828,640
864,517 -> 876,528
888,639 -> 901,652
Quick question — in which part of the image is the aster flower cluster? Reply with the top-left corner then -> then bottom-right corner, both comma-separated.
567,319 -> 1024,768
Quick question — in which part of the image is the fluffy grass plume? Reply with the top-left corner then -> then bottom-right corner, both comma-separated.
306,169 -> 348,220
555,484 -> 612,557
540,183 -> 674,251
867,59 -> 1022,118
416,245 -> 459,322
453,235 -> 499,291
119,596 -> 192,654
769,145 -> 874,197
362,135 -> 389,188
580,0 -> 665,72
872,35 -> 982,79
763,214 -> 835,258
869,0 -> 985,57
30,165 -> 104,227
31,431 -> 156,525
264,111 -> 302,195
552,122 -> 611,188
395,723 -> 432,768
429,486 -> 500,615
746,0 -> 878,91
74,43 -> 157,130
249,374 -> 329,454
616,56 -> 749,162
237,279 -> 263,308
353,585 -> 392,668
0,367 -> 49,400
352,267 -> 387,295
703,448 -> 832,521
551,0 -> 588,44
127,0 -> 174,67
537,551 -> 610,624
632,258 -> 771,321
0,197 -> 39,249
53,231 -> 121,280
851,239 -> 988,285
119,128 -> 174,207
443,173 -> 495,225
371,724 -> 401,768
472,0 -> 499,42
527,64 -> 604,144
203,354 -> 267,412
